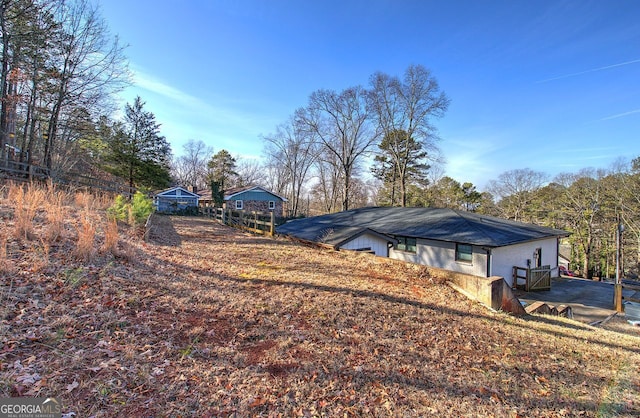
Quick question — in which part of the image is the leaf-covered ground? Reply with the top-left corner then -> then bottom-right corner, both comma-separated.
1,189 -> 639,416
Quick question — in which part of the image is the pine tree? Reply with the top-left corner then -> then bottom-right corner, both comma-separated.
207,149 -> 238,190
105,96 -> 172,191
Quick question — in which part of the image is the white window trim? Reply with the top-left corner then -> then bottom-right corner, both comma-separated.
395,236 -> 417,253
456,243 -> 473,263
269,201 -> 275,210
235,200 -> 243,210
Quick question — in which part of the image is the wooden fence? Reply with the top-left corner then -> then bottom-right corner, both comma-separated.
512,265 -> 552,291
614,282 -> 640,312
0,159 -> 135,196
204,207 -> 276,236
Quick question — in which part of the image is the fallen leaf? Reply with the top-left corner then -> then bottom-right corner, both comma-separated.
66,380 -> 79,393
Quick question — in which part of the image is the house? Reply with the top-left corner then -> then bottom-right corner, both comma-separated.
558,244 -> 571,270
153,186 -> 200,214
200,185 -> 288,218
276,206 -> 569,287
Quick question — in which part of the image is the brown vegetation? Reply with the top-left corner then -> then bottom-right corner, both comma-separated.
0,182 -> 639,416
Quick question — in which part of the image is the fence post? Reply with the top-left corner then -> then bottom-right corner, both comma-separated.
614,284 -> 623,312
270,211 -> 275,236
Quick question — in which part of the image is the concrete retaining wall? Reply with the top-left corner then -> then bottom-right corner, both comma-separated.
427,266 -> 527,316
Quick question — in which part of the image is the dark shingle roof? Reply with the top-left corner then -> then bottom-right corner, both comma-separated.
276,207 -> 568,248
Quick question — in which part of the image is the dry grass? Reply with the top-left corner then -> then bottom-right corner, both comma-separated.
0,232 -> 8,274
74,191 -> 92,210
0,186 -> 639,417
74,210 -> 96,262
101,217 -> 119,255
10,182 -> 45,240
44,182 -> 66,243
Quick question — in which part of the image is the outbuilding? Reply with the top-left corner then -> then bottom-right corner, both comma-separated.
153,186 -> 200,214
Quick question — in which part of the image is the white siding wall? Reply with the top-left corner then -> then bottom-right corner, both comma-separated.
340,234 -> 389,257
389,239 -> 488,277
491,238 -> 559,286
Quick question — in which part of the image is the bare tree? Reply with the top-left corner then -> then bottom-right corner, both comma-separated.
263,157 -> 290,198
236,157 -> 265,187
44,0 -> 128,172
263,115 -> 319,217
297,86 -> 376,211
555,169 -> 608,279
310,150 -> 341,214
172,139 -> 212,190
487,168 -> 548,221
607,158 -> 640,275
368,65 -> 449,206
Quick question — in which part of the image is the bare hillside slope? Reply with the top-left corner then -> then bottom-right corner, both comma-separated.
1,186 -> 638,416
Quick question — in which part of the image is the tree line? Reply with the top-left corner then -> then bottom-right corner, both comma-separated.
483,164 -> 640,281
169,63 -> 640,280
2,1 -> 637,280
0,0 -> 173,190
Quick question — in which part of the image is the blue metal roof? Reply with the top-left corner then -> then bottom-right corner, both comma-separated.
276,207 -> 568,248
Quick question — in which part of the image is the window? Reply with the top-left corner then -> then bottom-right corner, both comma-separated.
268,201 -> 275,210
235,200 -> 243,210
395,237 -> 417,253
456,243 -> 473,263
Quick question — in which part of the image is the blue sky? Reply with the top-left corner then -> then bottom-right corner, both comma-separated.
100,0 -> 640,189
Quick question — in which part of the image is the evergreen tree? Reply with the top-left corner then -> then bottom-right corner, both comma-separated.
207,149 -> 238,190
105,96 -> 172,191
372,129 -> 430,206
209,180 -> 224,207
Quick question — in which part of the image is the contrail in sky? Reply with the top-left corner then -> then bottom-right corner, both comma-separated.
600,108 -> 640,121
537,58 -> 640,83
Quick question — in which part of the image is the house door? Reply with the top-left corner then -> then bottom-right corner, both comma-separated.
533,248 -> 542,268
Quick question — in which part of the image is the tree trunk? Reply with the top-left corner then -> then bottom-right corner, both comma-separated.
583,235 -> 592,280
128,159 -> 134,197
0,1 -> 10,160
399,164 -> 408,207
20,65 -> 39,164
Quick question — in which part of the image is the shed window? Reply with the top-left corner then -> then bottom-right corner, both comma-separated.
456,244 -> 473,263
269,201 -> 275,210
235,200 -> 243,210
395,237 -> 417,253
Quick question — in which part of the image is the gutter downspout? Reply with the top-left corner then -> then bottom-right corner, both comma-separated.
486,248 -> 492,278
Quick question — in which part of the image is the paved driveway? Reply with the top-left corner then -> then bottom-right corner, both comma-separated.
516,277 -> 636,324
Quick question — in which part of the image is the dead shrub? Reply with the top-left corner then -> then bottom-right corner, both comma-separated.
12,182 -> 45,240
102,217 -> 119,255
75,211 -> 96,262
